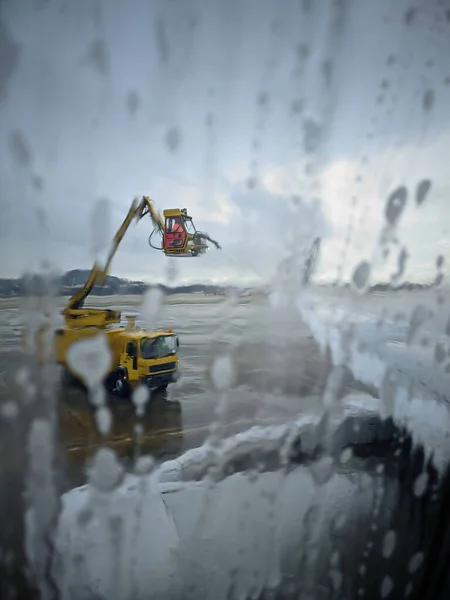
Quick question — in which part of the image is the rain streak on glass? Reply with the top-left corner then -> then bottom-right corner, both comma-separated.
210,353 -> 236,392
382,530 -> 396,559
352,261 -> 371,292
88,447 -> 124,493
132,385 -> 150,417
380,575 -> 394,598
90,197 -> 111,257
408,552 -> 424,575
141,287 -> 164,329
413,472 -> 429,498
66,334 -> 112,389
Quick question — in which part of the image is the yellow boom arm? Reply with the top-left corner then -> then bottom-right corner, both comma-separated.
66,196 -> 162,312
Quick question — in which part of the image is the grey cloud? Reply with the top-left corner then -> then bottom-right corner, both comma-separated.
0,0 -> 449,284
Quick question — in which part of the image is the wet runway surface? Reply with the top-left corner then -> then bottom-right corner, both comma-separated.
0,295 -> 326,491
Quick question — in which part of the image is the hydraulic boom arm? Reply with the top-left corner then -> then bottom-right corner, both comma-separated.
62,196 -> 219,327
65,196 -> 163,313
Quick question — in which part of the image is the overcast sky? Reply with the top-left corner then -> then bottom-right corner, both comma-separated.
1,0 -> 449,287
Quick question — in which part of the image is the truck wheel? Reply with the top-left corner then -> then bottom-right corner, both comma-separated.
110,373 -> 130,398
157,383 -> 169,392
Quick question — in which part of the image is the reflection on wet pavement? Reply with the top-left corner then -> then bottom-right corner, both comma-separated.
0,296 -> 326,491
58,389 -> 185,490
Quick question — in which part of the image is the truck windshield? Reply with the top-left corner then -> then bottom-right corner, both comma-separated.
140,336 -> 176,359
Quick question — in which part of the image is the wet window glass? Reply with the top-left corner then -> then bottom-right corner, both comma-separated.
1,1 -> 450,599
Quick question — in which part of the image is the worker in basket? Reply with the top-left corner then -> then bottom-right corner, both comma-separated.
169,217 -> 184,234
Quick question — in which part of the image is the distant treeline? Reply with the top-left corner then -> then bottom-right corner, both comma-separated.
0,269 -> 227,298
0,269 -> 433,298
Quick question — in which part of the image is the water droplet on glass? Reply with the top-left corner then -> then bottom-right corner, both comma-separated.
141,287 -> 164,327
405,582 -> 413,597
132,385 -> 150,417
407,305 -> 427,345
154,16 -> 169,64
165,127 -> 182,152
352,261 -> 371,292
330,551 -> 340,568
332,511 -> 347,534
380,575 -> 394,598
77,507 -> 93,528
416,179 -> 432,205
434,343 -> 446,364
404,7 -> 417,25
310,456 -> 335,485
90,386 -> 106,409
413,472 -> 428,497
329,569 -> 342,591
126,89 -> 141,116
88,447 -> 123,492
290,98 -> 304,115
423,89 -> 435,112
31,174 -> 44,191
296,42 -> 309,60
135,455 -> 155,475
8,129 -> 32,167
1,401 -> 18,420
257,91 -> 269,107
302,117 -> 322,153
210,354 -> 236,391
166,260 -> 178,282
408,551 -> 424,574
86,38 -> 110,75
304,504 -> 320,530
90,197 -> 111,257
385,187 -> 408,226
15,367 -> 30,387
391,247 -> 408,282
95,405 -> 112,435
340,448 -> 353,464
382,530 -> 397,558
445,313 -> 450,336
322,60 -> 333,86
386,54 -> 396,65
67,334 -> 112,388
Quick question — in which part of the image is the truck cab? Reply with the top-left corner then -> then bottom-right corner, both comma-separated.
109,330 -> 180,397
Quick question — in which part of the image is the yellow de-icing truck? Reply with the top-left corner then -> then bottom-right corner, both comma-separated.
54,316 -> 180,396
42,196 -> 220,397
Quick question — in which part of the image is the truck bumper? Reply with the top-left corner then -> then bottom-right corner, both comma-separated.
142,370 -> 178,389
